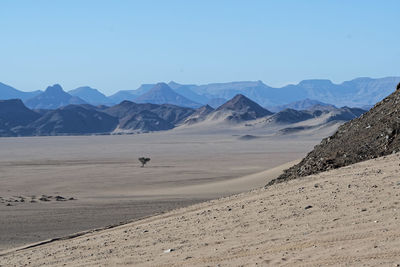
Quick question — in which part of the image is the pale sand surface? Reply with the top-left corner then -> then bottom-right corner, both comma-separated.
2,152 -> 400,266
0,131 -> 323,250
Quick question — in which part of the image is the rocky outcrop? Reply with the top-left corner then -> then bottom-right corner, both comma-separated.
267,85 -> 400,186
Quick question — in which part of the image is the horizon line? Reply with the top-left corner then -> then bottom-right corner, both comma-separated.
3,75 -> 400,96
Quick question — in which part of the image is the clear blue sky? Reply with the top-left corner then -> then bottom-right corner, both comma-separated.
1,0 -> 399,95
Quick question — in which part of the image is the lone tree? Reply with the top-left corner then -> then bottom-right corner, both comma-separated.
138,157 -> 151,167
397,82 -> 400,91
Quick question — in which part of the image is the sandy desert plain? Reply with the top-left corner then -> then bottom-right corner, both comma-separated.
1,123 -> 400,266
0,123 -> 333,253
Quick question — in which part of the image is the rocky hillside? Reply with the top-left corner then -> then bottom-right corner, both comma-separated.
16,105 -> 118,136
182,105 -> 215,125
267,83 -> 400,186
104,101 -> 194,132
0,99 -> 41,136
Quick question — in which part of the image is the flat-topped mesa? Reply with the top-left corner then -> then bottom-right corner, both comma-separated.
267,84 -> 400,186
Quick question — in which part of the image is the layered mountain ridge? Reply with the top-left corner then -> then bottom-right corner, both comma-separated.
2,77 -> 399,110
0,90 -> 369,137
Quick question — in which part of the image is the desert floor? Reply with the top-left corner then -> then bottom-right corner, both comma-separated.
0,130 -> 324,251
2,148 -> 400,266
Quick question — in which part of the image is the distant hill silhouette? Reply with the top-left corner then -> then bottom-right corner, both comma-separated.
69,86 -> 113,106
0,82 -> 41,101
108,84 -> 155,103
171,77 -> 400,107
168,81 -> 210,105
134,83 -> 201,108
25,84 -> 86,109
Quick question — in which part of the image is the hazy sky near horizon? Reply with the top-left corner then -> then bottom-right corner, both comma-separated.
1,0 -> 399,95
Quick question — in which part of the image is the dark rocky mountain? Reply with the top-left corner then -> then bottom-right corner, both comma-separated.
25,84 -> 87,109
32,109 -> 54,115
267,84 -> 400,186
16,105 -> 118,136
0,99 -> 41,136
306,104 -> 338,112
0,82 -> 41,101
69,86 -> 113,106
269,99 -> 335,112
266,106 -> 366,125
105,100 -> 195,131
182,105 -> 215,125
146,104 -> 195,125
268,109 -> 315,124
134,83 -> 201,108
326,107 -> 366,123
118,110 -> 174,132
212,94 -> 273,122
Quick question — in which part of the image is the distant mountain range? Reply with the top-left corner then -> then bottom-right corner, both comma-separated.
68,86 -> 113,106
266,107 -> 365,125
0,91 -> 370,137
104,100 -> 194,132
2,77 -> 398,137
0,82 -> 41,101
134,82 -> 201,108
25,84 -> 87,109
1,77 -> 399,110
268,99 -> 336,112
